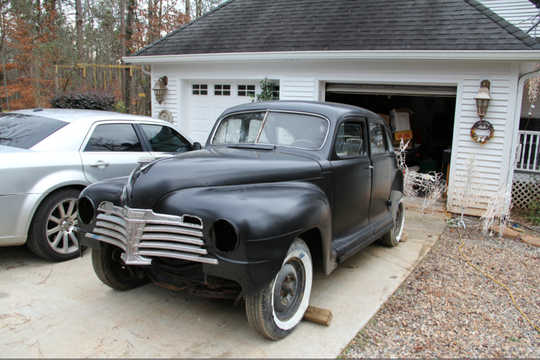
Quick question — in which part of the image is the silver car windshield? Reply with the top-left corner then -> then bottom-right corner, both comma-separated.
0,113 -> 68,149
213,111 -> 328,150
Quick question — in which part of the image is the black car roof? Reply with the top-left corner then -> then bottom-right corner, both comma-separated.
221,101 -> 381,122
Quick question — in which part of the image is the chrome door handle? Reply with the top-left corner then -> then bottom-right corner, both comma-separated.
90,160 -> 109,168
138,157 -> 155,164
368,165 -> 374,169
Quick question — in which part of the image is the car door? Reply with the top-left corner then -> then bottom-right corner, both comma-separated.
368,120 -> 394,224
330,118 -> 371,238
137,123 -> 193,160
80,122 -> 150,183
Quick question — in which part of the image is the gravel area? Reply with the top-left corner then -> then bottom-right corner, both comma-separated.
341,219 -> 540,358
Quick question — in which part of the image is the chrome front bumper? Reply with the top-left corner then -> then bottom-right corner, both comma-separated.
86,201 -> 218,266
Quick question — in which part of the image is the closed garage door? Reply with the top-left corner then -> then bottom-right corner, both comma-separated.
187,81 -> 258,143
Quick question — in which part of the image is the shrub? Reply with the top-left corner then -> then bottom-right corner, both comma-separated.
50,92 -> 115,111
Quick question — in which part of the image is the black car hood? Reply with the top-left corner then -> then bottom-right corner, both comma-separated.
126,147 -> 322,209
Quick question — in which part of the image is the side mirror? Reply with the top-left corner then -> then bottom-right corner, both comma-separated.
192,142 -> 202,150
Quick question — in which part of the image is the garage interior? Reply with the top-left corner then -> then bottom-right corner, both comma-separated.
326,83 -> 457,188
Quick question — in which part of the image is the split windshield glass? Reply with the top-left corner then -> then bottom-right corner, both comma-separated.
212,111 -> 328,150
0,113 -> 68,149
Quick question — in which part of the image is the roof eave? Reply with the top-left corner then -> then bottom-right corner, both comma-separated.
123,50 -> 540,64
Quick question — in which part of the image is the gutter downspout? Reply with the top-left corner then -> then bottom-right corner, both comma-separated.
505,68 -> 540,215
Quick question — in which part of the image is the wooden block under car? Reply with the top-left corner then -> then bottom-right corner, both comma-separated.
303,305 -> 333,326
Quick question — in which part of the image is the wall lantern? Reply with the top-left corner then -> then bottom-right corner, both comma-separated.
153,76 -> 168,104
470,80 -> 494,144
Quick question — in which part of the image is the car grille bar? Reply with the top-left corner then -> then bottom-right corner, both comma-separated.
86,201 -> 218,266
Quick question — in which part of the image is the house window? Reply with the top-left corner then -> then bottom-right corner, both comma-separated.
192,84 -> 208,95
238,85 -> 256,97
214,84 -> 231,96
271,84 -> 280,100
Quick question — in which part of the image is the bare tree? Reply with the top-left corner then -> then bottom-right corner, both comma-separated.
76,0 -> 83,61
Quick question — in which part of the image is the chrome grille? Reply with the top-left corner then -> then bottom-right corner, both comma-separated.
86,201 -> 218,265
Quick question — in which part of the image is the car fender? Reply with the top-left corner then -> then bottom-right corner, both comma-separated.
156,181 -> 333,292
22,171 -> 89,237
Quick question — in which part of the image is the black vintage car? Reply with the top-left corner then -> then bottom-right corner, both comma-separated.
77,101 -> 405,340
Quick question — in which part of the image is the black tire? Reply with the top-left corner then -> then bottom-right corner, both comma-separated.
381,200 -> 405,247
27,188 -> 82,261
91,244 -> 147,291
245,238 -> 312,340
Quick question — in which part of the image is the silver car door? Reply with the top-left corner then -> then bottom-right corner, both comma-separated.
80,123 -> 150,183
138,123 -> 193,159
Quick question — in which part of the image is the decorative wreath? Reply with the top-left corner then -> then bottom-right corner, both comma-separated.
470,120 -> 494,144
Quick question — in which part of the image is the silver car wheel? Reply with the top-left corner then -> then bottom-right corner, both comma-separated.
46,198 -> 79,254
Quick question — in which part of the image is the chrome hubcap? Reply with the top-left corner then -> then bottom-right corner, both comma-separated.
395,203 -> 405,242
46,198 -> 79,254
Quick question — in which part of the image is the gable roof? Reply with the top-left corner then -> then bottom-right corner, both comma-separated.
135,0 -> 540,57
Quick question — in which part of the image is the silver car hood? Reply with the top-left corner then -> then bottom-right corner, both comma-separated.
0,145 -> 32,153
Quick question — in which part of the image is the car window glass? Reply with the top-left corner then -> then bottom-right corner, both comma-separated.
84,124 -> 142,152
213,112 -> 265,144
384,127 -> 394,152
369,122 -> 387,155
140,124 -> 191,153
0,113 -> 68,149
335,122 -> 366,158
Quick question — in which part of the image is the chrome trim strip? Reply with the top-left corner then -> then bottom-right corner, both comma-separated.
138,241 -> 207,255
86,233 -> 127,252
138,250 -> 219,265
143,225 -> 203,237
140,233 -> 204,246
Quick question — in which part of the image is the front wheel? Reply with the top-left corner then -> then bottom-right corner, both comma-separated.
245,238 -> 312,340
91,244 -> 147,291
381,200 -> 405,247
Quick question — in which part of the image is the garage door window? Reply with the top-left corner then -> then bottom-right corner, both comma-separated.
238,85 -> 255,97
214,84 -> 231,96
85,124 -> 142,152
192,84 -> 208,95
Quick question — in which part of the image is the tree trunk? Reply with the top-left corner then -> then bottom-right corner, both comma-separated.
185,0 -> 191,19
125,0 -> 136,113
75,0 -> 83,61
196,0 -> 202,18
120,0 -> 127,107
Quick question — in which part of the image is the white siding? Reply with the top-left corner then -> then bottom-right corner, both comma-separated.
151,74 -> 179,123
447,77 -> 518,215
478,0 -> 539,35
280,78 -> 318,101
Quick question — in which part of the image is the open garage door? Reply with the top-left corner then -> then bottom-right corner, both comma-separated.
326,82 -> 457,186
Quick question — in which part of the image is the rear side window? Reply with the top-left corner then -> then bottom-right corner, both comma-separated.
0,113 -> 68,149
84,124 -> 142,152
140,124 -> 191,153
369,122 -> 387,155
335,122 -> 366,158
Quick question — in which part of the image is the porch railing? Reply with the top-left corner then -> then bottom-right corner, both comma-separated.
516,130 -> 540,173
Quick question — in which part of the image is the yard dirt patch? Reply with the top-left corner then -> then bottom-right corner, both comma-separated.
341,219 -> 540,358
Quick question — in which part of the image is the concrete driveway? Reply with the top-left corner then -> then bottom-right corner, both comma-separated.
0,208 -> 446,358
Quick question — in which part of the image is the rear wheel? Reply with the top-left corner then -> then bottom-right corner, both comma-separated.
381,200 -> 405,247
27,189 -> 81,261
92,244 -> 147,291
245,238 -> 312,340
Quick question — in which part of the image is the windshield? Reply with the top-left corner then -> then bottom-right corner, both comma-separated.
0,113 -> 68,149
212,111 -> 328,150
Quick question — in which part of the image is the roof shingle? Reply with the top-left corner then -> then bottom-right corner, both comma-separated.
136,0 -> 540,56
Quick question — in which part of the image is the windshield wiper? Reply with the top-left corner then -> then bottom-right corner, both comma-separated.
226,144 -> 276,151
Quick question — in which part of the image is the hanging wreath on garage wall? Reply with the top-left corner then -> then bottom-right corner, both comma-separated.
470,120 -> 495,144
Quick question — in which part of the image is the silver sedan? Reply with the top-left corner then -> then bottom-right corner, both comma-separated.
0,108 -> 199,261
